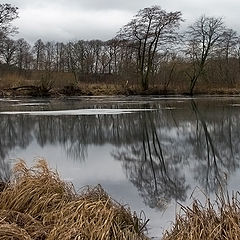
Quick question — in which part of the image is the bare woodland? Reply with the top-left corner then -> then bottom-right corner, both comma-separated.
1,3 -> 240,94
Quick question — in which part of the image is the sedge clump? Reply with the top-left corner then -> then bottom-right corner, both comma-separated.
0,159 -> 149,240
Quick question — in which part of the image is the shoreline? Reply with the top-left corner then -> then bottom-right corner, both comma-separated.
1,85 -> 240,98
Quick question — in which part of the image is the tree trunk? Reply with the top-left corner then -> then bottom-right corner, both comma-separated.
189,76 -> 197,95
141,74 -> 149,91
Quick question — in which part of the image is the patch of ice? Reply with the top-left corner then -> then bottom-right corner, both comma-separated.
0,108 -> 156,116
0,99 -> 20,102
163,107 -> 176,110
13,103 -> 48,106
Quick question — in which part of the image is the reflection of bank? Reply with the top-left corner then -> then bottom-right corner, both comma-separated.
0,107 -> 160,163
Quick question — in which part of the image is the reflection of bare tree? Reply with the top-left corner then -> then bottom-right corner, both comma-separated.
0,159 -> 10,183
0,115 -> 33,160
35,116 -> 89,160
0,115 -> 34,182
112,112 -> 189,210
190,100 -> 239,192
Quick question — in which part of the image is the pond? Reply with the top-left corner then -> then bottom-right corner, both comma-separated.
1,95 -> 240,239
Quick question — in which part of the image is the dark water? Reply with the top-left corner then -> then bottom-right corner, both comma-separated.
1,96 -> 240,238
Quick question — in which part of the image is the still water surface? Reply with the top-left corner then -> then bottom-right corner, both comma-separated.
1,96 -> 240,238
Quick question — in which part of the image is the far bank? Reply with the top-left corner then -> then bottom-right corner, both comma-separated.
1,70 -> 240,97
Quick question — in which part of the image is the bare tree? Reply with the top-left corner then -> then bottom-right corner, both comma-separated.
117,6 -> 182,90
15,38 -> 31,70
0,3 -> 18,36
55,42 -> 65,72
219,29 -> 238,84
45,41 -> 56,71
0,37 -> 16,65
32,39 -> 45,70
185,16 -> 227,94
236,38 -> 240,75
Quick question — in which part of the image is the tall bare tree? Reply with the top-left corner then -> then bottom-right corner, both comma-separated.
117,6 -> 182,90
185,16 -> 227,94
32,39 -> 45,70
15,38 -> 31,70
218,29 -> 238,84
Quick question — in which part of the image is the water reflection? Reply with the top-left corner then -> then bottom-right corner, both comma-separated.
190,101 -> 238,192
112,111 -> 189,210
0,97 -> 240,212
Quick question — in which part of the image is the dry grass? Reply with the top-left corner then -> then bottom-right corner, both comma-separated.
0,182 -> 5,192
3,70 -> 240,96
163,191 -> 240,240
0,73 -> 35,89
75,82 -> 137,96
0,159 -> 149,240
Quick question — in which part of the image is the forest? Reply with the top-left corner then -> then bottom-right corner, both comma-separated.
1,3 -> 240,95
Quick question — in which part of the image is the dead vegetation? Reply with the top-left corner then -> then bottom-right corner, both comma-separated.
0,159 -> 149,240
0,181 -> 5,192
163,191 -> 240,240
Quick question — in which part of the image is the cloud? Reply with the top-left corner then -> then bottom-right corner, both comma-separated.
7,0 -> 158,12
14,5 -> 132,42
7,0 -> 240,43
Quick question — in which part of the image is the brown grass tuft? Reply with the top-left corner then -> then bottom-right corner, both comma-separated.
163,192 -> 240,240
0,159 -> 149,240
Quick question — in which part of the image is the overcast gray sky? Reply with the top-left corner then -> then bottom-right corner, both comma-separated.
6,0 -> 240,43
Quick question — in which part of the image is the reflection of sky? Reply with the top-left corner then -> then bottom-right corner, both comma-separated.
7,142 -> 168,238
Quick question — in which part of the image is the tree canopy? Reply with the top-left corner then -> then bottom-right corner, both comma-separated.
117,6 -> 182,90
0,3 -> 18,37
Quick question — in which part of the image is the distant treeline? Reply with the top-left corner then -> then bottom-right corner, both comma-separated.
1,4 -> 240,94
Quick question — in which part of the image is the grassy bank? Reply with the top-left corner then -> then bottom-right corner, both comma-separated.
1,70 -> 240,97
2,82 -> 240,97
0,160 -> 149,240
